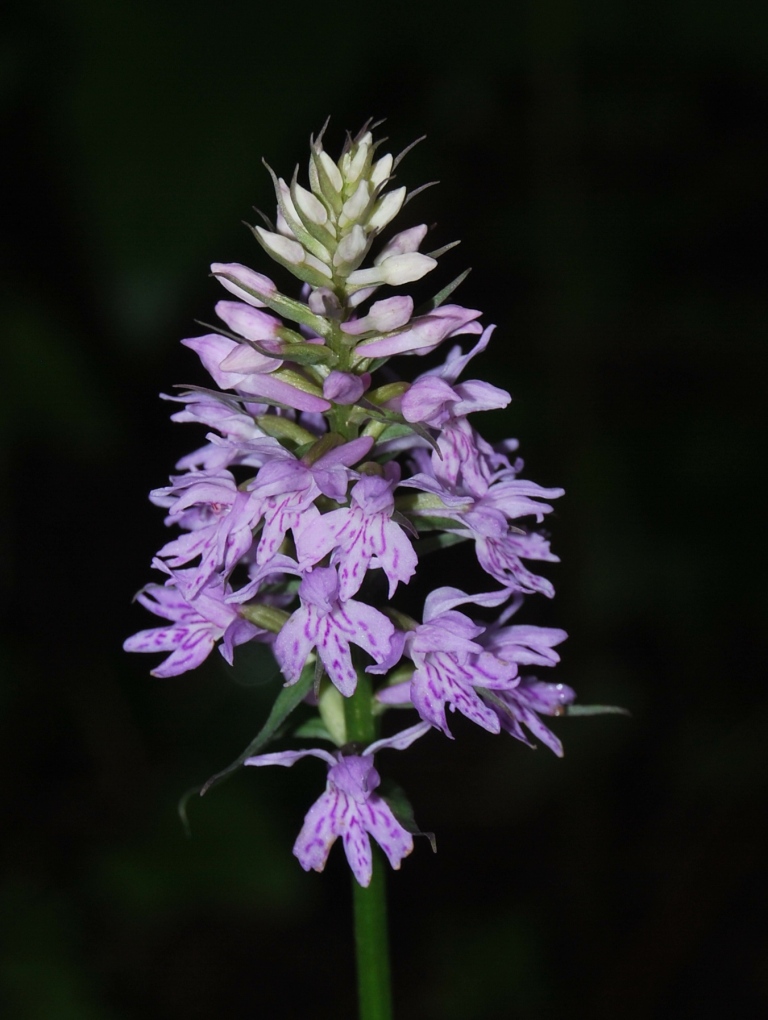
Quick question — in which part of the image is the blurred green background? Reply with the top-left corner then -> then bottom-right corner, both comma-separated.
2,1 -> 766,1017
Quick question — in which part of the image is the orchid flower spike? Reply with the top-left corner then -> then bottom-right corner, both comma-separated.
125,121 -> 589,888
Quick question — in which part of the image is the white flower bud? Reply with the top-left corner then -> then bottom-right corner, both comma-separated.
339,180 -> 370,228
340,295 -> 414,335
333,225 -> 367,268
304,251 -> 333,278
367,186 -> 406,232
370,153 -> 394,188
347,252 -> 436,288
293,182 -> 328,226
254,227 -> 332,279
278,179 -> 300,223
375,224 -> 429,264
342,133 -> 372,184
276,209 -> 295,239
379,252 -> 437,285
255,226 -> 305,265
318,150 -> 343,193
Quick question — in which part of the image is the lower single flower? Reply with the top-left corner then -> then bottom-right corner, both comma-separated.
245,722 -> 430,886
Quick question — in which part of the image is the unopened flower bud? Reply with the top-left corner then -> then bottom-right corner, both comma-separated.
340,295 -> 414,336
317,149 -> 343,192
342,132 -> 372,184
347,252 -> 436,289
367,187 -> 406,232
375,224 -> 429,262
370,153 -> 394,188
293,182 -> 328,226
211,262 -> 277,306
339,181 -> 370,227
254,226 -> 332,282
333,225 -> 368,269
323,370 -> 370,405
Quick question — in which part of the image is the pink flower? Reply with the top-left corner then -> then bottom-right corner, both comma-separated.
274,566 -> 395,696
123,571 -> 264,677
297,474 -> 417,599
245,723 -> 430,886
377,587 -> 518,736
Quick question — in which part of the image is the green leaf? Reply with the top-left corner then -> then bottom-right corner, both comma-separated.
412,514 -> 465,531
373,422 -> 418,443
565,704 -> 630,717
416,267 -> 472,314
426,239 -> 461,259
352,398 -> 439,453
292,717 -> 334,741
177,662 -> 315,833
255,414 -> 317,446
249,338 -> 337,367
381,780 -> 437,854
414,530 -> 469,556
272,367 -> 327,400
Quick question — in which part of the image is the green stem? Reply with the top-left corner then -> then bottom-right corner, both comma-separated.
345,672 -> 377,746
345,675 -> 394,1020
352,849 -> 393,1020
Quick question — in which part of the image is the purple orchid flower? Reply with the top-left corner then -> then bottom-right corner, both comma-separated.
471,520 -> 561,595
123,570 -> 265,677
480,596 -> 568,668
296,474 -> 417,599
150,473 -> 260,599
487,678 -> 576,756
163,390 -> 276,472
274,566 -> 396,696
377,587 -> 518,736
473,599 -> 572,753
246,436 -> 374,564
245,722 -> 431,886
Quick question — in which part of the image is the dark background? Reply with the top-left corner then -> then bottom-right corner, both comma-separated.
2,1 -> 766,1017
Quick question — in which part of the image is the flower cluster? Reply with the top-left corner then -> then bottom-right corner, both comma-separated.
126,123 -> 575,885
